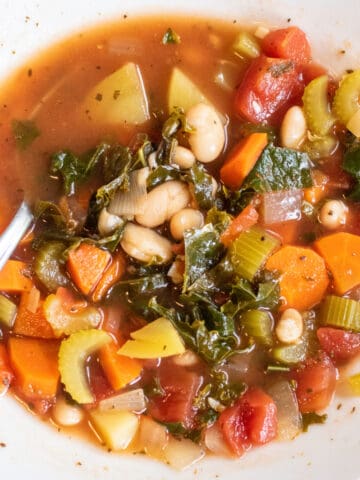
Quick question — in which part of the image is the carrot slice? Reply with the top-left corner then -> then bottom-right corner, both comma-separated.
0,260 -> 32,293
67,243 -> 111,295
0,343 -> 13,396
266,245 -> 329,311
99,340 -> 142,391
220,204 -> 259,247
13,289 -> 56,339
220,133 -> 268,190
314,232 -> 360,295
92,251 -> 126,302
8,337 -> 60,399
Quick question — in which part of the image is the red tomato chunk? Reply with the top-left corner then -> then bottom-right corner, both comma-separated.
317,327 -> 360,364
234,55 -> 304,124
262,26 -> 312,64
218,388 -> 278,456
293,352 -> 337,413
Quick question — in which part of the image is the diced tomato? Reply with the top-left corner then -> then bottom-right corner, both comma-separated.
148,360 -> 203,429
293,352 -> 337,413
300,62 -> 327,85
220,204 -> 259,247
87,357 -> 115,405
317,327 -> 360,363
262,27 -> 311,64
234,55 -> 304,124
218,387 -> 277,456
0,343 -> 13,396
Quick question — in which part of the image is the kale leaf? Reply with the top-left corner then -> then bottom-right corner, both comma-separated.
186,163 -> 215,209
12,119 -> 40,150
343,144 -> 360,200
162,28 -> 181,45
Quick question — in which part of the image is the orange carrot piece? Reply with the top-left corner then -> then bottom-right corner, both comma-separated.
99,340 -> 142,391
91,251 -> 126,302
13,290 -> 56,339
0,343 -> 14,396
8,337 -> 60,399
220,204 -> 259,247
0,260 -> 32,293
220,132 -> 268,190
67,243 -> 111,295
303,170 -> 329,204
266,245 -> 329,311
314,232 -> 360,295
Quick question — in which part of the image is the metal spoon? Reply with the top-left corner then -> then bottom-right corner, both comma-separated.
0,201 -> 34,270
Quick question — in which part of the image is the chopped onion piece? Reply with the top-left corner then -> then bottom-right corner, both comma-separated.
214,59 -> 245,92
163,437 -> 205,470
137,416 -> 168,459
98,388 -> 146,413
204,423 -> 233,456
261,189 -> 303,225
267,380 -> 302,441
108,167 -> 149,217
25,285 -> 41,314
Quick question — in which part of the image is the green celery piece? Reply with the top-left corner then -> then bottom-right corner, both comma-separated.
333,69 -> 360,125
233,31 -> 260,59
272,340 -> 308,365
227,226 -> 279,281
240,309 -> 273,346
34,241 -> 69,292
302,75 -> 335,136
320,295 -> 360,332
0,294 -> 17,328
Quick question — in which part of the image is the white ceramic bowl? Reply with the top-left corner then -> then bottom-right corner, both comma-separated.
1,1 -> 360,479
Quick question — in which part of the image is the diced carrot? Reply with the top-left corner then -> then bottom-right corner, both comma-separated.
220,204 -> 259,247
262,27 -> 311,64
91,251 -> 126,302
266,245 -> 329,311
13,289 -> 56,339
0,343 -> 14,396
220,133 -> 268,190
8,337 -> 60,400
54,286 -> 88,312
314,232 -> 360,295
303,170 -> 329,204
0,260 -> 33,293
99,340 -> 142,391
67,243 -> 111,295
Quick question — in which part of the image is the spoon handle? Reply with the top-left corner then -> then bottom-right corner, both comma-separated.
0,201 -> 33,270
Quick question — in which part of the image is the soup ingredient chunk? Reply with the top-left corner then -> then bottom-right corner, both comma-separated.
89,409 -> 139,451
262,26 -> 312,63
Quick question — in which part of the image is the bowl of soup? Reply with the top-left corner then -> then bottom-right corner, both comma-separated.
1,1 -> 360,479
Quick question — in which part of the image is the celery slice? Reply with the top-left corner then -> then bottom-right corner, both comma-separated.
232,32 -> 260,58
34,241 -> 69,292
333,69 -> 360,125
240,309 -> 273,346
83,62 -> 149,125
227,226 -> 280,281
58,329 -> 111,404
302,134 -> 338,160
302,75 -> 335,136
272,339 -> 308,365
168,68 -> 211,113
320,295 -> 360,332
346,108 -> 360,137
0,294 -> 17,328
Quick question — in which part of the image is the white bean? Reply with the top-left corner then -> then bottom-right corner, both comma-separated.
135,180 -> 190,228
98,207 -> 123,236
167,260 -> 184,284
170,208 -> 204,240
275,308 -> 303,344
186,103 -> 225,163
173,350 -> 199,367
52,396 -> 84,427
172,145 -> 195,169
121,223 -> 172,264
280,106 -> 307,149
319,199 -> 348,230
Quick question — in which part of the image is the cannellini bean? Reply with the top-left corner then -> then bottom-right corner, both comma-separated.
280,106 -> 307,149
275,308 -> 303,344
170,208 -> 204,240
120,223 -> 172,264
172,145 -> 196,169
186,103 -> 225,163
52,396 -> 85,427
135,181 -> 190,228
319,199 -> 348,230
98,207 -> 123,236
173,350 -> 200,367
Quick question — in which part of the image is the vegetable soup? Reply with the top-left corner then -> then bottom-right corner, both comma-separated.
1,14 -> 360,469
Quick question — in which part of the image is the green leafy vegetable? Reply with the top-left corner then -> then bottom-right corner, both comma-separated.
186,163 -> 215,209
146,165 -> 181,189
343,144 -> 360,199
34,241 -> 69,292
12,119 -> 40,150
241,143 -> 313,193
302,412 -> 327,432
162,28 -> 181,45
183,224 -> 224,291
